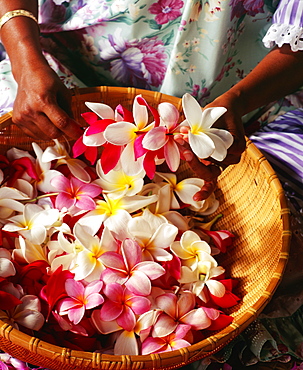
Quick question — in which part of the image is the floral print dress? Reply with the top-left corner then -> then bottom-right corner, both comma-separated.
1,0 -> 303,369
0,0 -> 276,115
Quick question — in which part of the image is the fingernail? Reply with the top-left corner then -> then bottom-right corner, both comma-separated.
174,134 -> 184,145
183,150 -> 193,162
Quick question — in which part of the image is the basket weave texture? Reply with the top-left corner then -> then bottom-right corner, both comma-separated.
0,86 -> 291,370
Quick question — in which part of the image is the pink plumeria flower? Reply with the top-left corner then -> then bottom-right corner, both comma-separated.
42,139 -> 91,183
142,323 -> 192,354
103,95 -> 159,175
0,248 -> 16,277
181,93 -> 233,161
58,279 -> 104,325
0,353 -> 30,370
152,291 -> 217,338
51,175 -> 102,213
100,283 -> 151,331
100,238 -> 166,296
82,100 -> 123,147
142,102 -> 182,172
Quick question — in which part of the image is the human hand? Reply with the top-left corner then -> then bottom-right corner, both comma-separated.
12,63 -> 83,140
175,91 -> 247,200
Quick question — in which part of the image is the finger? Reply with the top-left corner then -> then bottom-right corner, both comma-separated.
193,180 -> 217,201
178,143 -> 221,181
44,104 -> 84,140
13,118 -> 58,140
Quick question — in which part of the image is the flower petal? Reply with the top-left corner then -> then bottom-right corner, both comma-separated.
188,131 -> 215,159
104,122 -> 136,145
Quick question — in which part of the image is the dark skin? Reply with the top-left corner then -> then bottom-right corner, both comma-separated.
1,1 -> 303,200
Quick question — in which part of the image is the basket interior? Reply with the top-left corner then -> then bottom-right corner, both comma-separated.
0,86 -> 291,370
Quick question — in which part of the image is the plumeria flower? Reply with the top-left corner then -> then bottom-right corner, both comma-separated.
31,142 -> 63,193
142,323 -> 192,354
154,172 -> 219,214
13,235 -> 48,265
0,284 -> 44,331
82,100 -> 123,147
100,238 -> 166,296
51,175 -> 102,213
42,139 -> 91,183
139,183 -> 189,232
127,212 -> 178,262
76,192 -> 158,239
0,353 -> 30,370
2,203 -> 60,245
170,230 -> 212,271
181,93 -> 233,161
142,102 -> 182,173
72,224 -> 119,282
100,283 -> 151,331
95,160 -> 145,199
179,259 -> 226,302
0,187 -> 29,225
73,102 -> 126,170
48,229 -> 82,272
58,279 -> 104,325
104,95 -> 159,175
0,248 -> 16,277
152,291 -> 216,337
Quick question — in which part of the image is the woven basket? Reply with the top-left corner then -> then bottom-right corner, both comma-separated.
0,86 -> 291,370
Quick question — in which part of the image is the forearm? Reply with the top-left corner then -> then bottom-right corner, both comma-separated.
0,1 -> 48,82
223,44 -> 303,117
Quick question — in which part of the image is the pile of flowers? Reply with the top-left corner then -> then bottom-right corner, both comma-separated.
0,93 -> 238,356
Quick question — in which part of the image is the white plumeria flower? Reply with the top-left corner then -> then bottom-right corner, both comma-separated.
95,160 -> 145,199
0,187 -> 29,225
181,93 -> 233,161
72,224 -> 118,281
127,212 -> 178,262
154,172 -> 219,214
0,248 -> 16,277
13,236 -> 48,264
171,230 -> 212,271
49,230 -> 82,272
2,203 -> 60,245
77,193 -> 158,240
104,95 -> 153,146
41,139 -> 91,183
179,259 -> 226,302
30,142 -> 63,193
140,183 -> 189,232
0,293 -> 44,331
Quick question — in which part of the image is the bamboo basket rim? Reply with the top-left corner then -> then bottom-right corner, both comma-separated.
0,86 -> 291,369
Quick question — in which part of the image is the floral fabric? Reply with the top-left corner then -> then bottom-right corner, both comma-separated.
0,0 -> 277,116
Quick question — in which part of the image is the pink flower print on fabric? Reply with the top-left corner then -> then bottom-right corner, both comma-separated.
149,0 -> 184,25
100,29 -> 167,89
